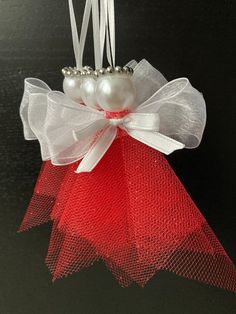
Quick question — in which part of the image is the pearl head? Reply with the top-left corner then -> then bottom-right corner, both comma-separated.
63,76 -> 83,103
95,73 -> 136,112
81,77 -> 99,109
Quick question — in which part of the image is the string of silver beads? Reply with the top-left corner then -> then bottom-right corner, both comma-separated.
62,65 -> 134,78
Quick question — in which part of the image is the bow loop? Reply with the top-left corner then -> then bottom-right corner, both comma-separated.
28,93 -> 51,160
73,119 -> 109,142
137,77 -> 206,148
44,91 -> 104,166
123,113 -> 160,131
20,78 -> 51,140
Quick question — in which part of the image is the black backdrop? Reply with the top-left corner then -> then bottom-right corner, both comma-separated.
0,0 -> 235,313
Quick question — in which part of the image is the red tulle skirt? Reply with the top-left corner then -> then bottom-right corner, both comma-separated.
19,161 -> 68,231
19,134 -> 236,292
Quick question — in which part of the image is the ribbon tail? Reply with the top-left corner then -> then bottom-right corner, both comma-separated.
76,125 -> 117,174
127,129 -> 185,155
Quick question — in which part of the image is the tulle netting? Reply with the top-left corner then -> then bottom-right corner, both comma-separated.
18,162 -> 68,232
19,134 -> 236,292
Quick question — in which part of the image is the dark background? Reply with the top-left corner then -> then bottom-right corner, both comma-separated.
0,0 -> 235,313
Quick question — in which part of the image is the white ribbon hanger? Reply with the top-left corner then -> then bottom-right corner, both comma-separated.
68,0 -> 93,69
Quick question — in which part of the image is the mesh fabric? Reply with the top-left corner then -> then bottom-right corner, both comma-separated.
19,161 -> 68,232
43,135 -> 236,291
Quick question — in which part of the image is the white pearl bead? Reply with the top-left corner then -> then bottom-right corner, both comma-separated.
95,74 -> 136,112
63,77 -> 83,103
81,77 -> 99,109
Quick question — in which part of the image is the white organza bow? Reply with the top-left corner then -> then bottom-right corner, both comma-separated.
20,59 -> 206,173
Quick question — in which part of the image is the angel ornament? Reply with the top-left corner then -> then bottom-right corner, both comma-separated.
19,0 -> 236,292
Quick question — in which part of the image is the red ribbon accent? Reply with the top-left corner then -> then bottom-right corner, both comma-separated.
104,110 -> 130,120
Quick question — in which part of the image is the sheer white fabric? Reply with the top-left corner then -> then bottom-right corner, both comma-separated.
19,78 -> 51,140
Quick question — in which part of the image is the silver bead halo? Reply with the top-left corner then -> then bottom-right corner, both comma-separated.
62,65 -> 134,78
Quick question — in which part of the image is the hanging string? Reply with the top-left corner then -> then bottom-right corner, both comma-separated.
91,0 -> 102,69
68,0 -> 116,70
68,0 -> 92,69
106,0 -> 115,67
92,0 -> 116,70
96,0 -> 116,68
68,0 -> 80,68
78,0 -> 93,68
99,0 -> 107,65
